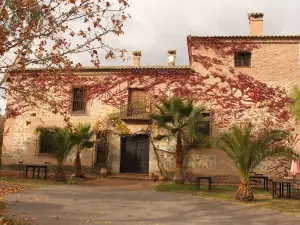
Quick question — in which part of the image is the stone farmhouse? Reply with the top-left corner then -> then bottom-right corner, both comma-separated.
2,13 -> 300,180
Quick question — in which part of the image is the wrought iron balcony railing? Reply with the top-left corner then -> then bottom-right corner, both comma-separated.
120,100 -> 151,120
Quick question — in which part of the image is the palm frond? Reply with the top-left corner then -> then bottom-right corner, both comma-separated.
215,124 -> 295,182
36,126 -> 76,167
71,123 -> 95,152
152,97 -> 209,150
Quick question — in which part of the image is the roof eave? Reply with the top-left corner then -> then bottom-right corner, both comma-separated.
187,35 -> 300,42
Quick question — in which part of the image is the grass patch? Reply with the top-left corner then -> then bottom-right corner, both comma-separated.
155,182 -> 300,216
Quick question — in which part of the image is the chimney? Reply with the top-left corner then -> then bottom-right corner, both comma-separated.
248,12 -> 264,36
133,51 -> 141,66
167,50 -> 176,66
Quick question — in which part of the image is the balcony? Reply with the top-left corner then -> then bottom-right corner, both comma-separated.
120,100 -> 152,121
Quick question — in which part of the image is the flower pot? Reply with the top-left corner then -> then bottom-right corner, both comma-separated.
100,168 -> 108,178
158,175 -> 166,181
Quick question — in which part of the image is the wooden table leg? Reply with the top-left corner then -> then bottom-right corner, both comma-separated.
208,179 -> 212,191
44,168 -> 47,179
25,166 -> 28,179
265,178 -> 269,190
32,167 -> 35,178
288,183 -> 291,198
196,178 -> 200,191
37,167 -> 40,180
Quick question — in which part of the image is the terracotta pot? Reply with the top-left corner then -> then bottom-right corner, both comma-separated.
100,168 -> 108,178
158,175 -> 166,181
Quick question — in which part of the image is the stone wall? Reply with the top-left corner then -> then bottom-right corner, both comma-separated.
157,148 -> 239,182
1,95 -> 117,166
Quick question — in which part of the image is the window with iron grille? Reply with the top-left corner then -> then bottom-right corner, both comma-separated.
72,88 -> 86,114
234,52 -> 251,67
184,112 -> 211,147
196,112 -> 211,137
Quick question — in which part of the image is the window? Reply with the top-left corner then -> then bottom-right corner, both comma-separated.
39,131 -> 54,155
234,52 -> 251,67
72,88 -> 86,113
127,89 -> 149,117
183,112 -> 211,147
196,112 -> 211,137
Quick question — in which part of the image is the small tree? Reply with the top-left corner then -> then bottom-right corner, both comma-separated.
215,123 -> 296,201
151,97 -> 207,184
288,86 -> 300,121
2,0 -> 130,119
36,126 -> 76,181
71,123 -> 94,178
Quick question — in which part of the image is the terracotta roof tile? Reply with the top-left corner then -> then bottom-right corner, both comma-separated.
13,65 -> 195,76
188,35 -> 300,40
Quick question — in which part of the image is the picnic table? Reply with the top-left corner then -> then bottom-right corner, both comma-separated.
25,165 -> 48,179
249,175 -> 269,190
271,179 -> 300,198
196,176 -> 212,191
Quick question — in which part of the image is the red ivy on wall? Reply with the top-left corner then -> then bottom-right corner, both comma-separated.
6,38 -> 294,131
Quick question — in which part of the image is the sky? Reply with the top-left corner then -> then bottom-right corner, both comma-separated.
2,0 -> 300,113
72,0 -> 300,67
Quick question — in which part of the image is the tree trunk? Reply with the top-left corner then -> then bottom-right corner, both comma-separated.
236,182 -> 254,201
74,151 -> 82,178
174,135 -> 184,184
55,167 -> 66,182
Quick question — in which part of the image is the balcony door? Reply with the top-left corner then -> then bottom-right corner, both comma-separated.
127,89 -> 149,118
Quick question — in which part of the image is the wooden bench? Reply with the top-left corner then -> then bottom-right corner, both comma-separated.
25,165 -> 48,179
196,176 -> 212,191
249,175 -> 269,190
292,183 -> 300,201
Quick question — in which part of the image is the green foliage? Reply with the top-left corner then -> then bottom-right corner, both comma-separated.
35,126 -> 76,168
214,124 -> 296,183
71,123 -> 95,153
151,97 -> 208,147
288,86 -> 300,121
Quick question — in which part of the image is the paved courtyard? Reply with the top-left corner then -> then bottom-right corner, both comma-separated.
3,180 -> 300,225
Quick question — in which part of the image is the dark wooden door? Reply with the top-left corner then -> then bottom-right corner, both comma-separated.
95,131 -> 109,167
120,135 -> 149,174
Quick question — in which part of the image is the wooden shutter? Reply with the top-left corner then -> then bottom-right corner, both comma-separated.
128,89 -> 148,116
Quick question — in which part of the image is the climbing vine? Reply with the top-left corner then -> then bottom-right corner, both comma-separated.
93,113 -> 131,135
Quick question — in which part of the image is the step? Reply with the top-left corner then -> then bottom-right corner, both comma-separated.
108,173 -> 155,181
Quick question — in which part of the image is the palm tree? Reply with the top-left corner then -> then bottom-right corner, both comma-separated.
215,124 -> 297,201
151,97 -> 207,184
71,123 -> 94,177
36,126 -> 76,181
